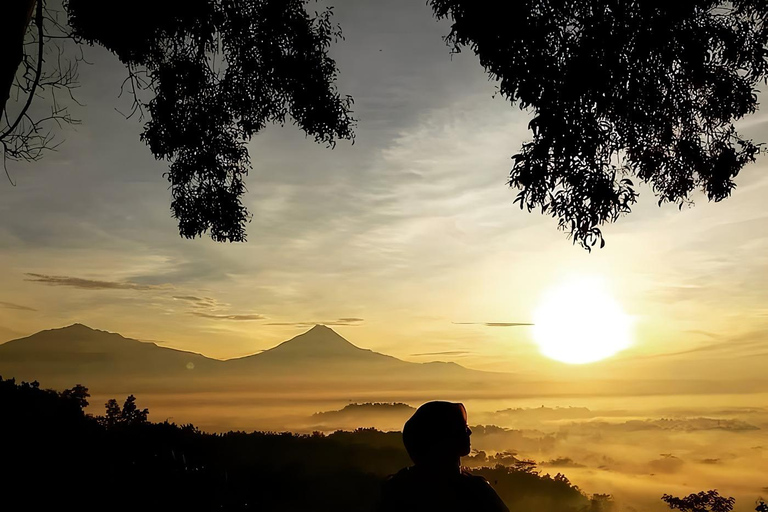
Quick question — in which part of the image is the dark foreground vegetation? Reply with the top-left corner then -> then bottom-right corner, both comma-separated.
1,377 -> 766,512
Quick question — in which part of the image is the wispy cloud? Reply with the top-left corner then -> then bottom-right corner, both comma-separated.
24,273 -> 169,291
453,322 -> 534,327
191,312 -> 266,321
0,300 -> 36,312
265,318 -> 364,327
634,330 -> 768,360
172,295 -> 220,308
411,350 -> 472,357
335,318 -> 365,324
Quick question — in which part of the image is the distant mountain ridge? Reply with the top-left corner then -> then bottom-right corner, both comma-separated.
0,323 -> 493,394
0,323 -> 220,368
3,323 -> 762,403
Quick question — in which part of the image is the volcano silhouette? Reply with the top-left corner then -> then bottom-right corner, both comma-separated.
0,323 -> 485,394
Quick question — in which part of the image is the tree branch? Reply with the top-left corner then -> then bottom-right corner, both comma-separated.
0,0 -> 44,140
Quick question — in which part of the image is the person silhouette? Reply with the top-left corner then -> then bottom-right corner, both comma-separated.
378,401 -> 509,512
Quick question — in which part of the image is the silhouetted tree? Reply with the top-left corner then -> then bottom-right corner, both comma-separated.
472,465 -> 586,512
756,500 -> 768,512
100,394 -> 149,427
430,1 -> 768,248
120,394 -> 149,425
60,383 -> 90,410
0,2 -> 35,111
2,0 -> 354,241
662,490 -> 736,512
5,2 -> 767,246
588,493 -> 615,512
103,397 -> 122,428
0,0 -> 80,177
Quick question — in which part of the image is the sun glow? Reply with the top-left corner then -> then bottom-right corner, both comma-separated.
533,276 -> 633,364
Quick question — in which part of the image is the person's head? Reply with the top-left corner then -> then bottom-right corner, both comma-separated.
402,401 -> 471,467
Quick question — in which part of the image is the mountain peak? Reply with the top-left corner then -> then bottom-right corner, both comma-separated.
257,324 -> 371,360
28,323 -> 126,343
64,323 -> 95,331
295,324 -> 353,344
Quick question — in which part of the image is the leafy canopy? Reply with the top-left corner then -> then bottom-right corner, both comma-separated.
662,490 -> 735,512
64,0 -> 355,242
11,1 -> 767,247
430,0 -> 768,248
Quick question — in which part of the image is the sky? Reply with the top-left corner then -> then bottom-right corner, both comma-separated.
1,0 -> 768,376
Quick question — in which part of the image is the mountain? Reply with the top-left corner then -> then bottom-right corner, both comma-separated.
0,323 -> 496,395
238,324 -> 399,362
0,323 -> 219,368
0,323 -> 223,390
227,324 -> 413,373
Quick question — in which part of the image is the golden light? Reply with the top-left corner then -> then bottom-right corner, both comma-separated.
533,276 -> 633,364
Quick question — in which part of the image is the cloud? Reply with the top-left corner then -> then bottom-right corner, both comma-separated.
411,350 -> 472,357
173,295 -> 209,302
638,330 -> 768,360
453,322 -> 534,327
265,318 -> 364,327
648,454 -> 684,474
566,418 -> 759,434
191,313 -> 266,321
24,273 -> 169,291
0,301 -> 36,312
172,295 -> 220,308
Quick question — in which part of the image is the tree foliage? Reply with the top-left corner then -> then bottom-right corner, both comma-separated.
62,0 -> 355,242
430,0 -> 768,248
662,490 -> 736,512
99,394 -> 149,428
4,2 -> 768,246
60,383 -> 90,409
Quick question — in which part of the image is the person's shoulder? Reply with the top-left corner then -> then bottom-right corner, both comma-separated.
379,467 -> 420,510
458,470 -> 496,492
382,466 -> 417,489
459,470 -> 510,511
387,466 -> 415,481
460,469 -> 492,485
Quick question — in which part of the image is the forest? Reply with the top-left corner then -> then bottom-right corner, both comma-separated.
2,376 -> 765,512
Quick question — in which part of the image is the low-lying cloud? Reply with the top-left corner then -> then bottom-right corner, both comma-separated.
540,457 -> 586,468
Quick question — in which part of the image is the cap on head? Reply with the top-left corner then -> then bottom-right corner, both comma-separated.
402,401 -> 470,466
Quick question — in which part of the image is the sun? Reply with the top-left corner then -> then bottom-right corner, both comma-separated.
532,276 -> 633,364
